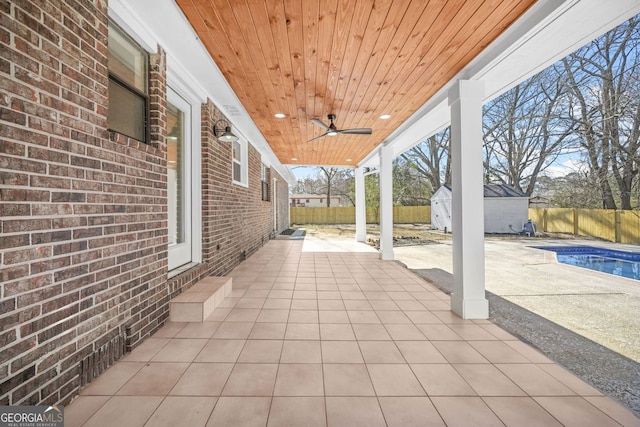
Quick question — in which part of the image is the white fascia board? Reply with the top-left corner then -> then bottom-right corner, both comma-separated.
359,0 -> 640,169
112,0 -> 295,184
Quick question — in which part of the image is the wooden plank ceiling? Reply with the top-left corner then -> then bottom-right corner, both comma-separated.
175,0 -> 536,166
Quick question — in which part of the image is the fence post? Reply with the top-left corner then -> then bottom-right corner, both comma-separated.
543,209 -> 548,232
615,210 -> 622,243
573,209 -> 578,236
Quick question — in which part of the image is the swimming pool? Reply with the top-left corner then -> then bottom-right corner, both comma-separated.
533,245 -> 640,281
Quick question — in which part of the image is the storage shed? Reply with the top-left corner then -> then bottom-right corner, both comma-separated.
430,184 -> 529,233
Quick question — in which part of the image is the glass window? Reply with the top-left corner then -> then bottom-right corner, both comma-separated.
108,21 -> 148,142
231,137 -> 248,186
261,164 -> 269,201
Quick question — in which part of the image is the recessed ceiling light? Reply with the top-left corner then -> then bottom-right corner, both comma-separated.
379,114 -> 391,120
291,157 -> 297,161
346,159 -> 352,162
274,113 -> 286,118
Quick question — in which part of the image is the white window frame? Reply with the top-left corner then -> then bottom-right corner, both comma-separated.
232,136 -> 248,187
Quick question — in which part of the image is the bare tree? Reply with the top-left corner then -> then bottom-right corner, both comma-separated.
561,16 -> 640,209
482,69 -> 574,195
400,128 -> 451,191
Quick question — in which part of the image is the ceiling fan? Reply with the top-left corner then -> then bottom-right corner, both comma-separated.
309,114 -> 372,141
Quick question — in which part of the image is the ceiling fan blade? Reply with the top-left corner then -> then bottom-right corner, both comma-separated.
308,132 -> 328,142
339,128 -> 373,135
311,118 -> 330,130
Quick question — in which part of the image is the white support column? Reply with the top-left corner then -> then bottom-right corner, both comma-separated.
448,80 -> 488,319
379,145 -> 394,260
355,166 -> 367,243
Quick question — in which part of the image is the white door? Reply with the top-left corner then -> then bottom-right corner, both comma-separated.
167,88 -> 192,269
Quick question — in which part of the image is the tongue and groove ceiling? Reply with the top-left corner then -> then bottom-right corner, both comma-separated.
175,0 -> 537,166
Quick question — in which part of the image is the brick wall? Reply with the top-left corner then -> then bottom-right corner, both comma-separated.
0,0 -> 289,407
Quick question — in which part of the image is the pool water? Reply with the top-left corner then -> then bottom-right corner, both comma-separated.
533,246 -> 640,281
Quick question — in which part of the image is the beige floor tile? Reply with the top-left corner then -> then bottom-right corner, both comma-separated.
317,283 -> 339,291
379,396 -> 446,427
268,290 -> 293,299
285,323 -> 320,340
235,298 -> 266,309
367,364 -> 425,396
359,341 -> 405,363
404,310 -> 442,324
448,324 -> 500,340
483,397 -> 562,427
504,341 -> 553,363
369,300 -> 400,311
376,310 -> 412,324
170,363 -> 234,396
121,338 -> 170,362
326,396 -> 386,427
194,339 -> 245,363
153,322 -> 187,338
222,364 -> 278,396
273,364 -> 324,396
217,298 -> 239,309
385,324 -> 427,340
538,364 -> 603,396
317,291 -> 342,300
584,396 -> 640,427
290,299 -> 318,309
478,323 -> 518,340
64,396 -> 109,427
432,341 -> 489,363
416,324 -> 462,340
145,396 -> 217,427
321,340 -> 364,363
262,299 -> 292,310
319,310 -> 350,324
323,364 -> 375,396
320,323 -> 356,340
117,362 -> 188,396
343,300 -> 373,310
318,299 -> 346,310
280,340 -> 322,363
293,290 -> 316,299
204,308 -> 232,321
394,300 -> 426,311
244,290 -> 270,298
212,322 -> 254,339
496,364 -> 575,396
248,322 -> 287,340
175,322 -> 221,339
288,309 -> 319,323
342,292 -> 367,301
83,396 -> 162,427
206,397 -> 271,427
226,308 -> 261,322
80,362 -> 145,395
468,340 -> 532,364
268,397 -> 326,427
237,340 -> 283,363
347,310 -> 380,323
352,324 -> 392,340
453,364 -> 526,396
534,396 -> 623,427
430,396 -> 504,427
410,364 -> 476,396
151,338 -> 208,362
256,309 -> 289,323
395,341 -> 447,363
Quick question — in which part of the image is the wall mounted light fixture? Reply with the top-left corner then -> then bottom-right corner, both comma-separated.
213,119 -> 239,142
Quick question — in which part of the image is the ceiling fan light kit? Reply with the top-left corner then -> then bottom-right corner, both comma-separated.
309,114 -> 372,142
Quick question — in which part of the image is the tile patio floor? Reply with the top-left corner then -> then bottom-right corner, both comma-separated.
66,239 -> 640,426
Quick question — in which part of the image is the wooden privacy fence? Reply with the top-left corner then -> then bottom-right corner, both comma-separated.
528,208 -> 640,244
290,206 -> 640,245
290,206 -> 431,225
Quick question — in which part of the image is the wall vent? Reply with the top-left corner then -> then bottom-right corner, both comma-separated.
79,332 -> 127,388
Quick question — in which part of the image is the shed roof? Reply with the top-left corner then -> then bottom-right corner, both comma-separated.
441,184 -> 528,198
